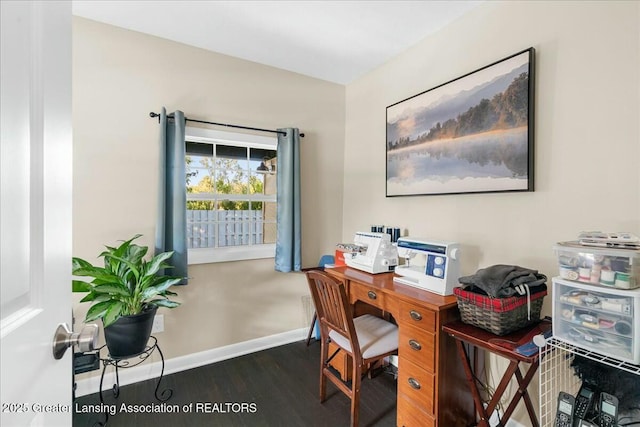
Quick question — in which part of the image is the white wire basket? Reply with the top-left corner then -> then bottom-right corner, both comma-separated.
538,337 -> 640,427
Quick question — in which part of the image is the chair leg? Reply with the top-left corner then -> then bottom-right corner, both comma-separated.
350,359 -> 362,427
319,338 -> 328,403
306,312 -> 317,346
366,359 -> 386,379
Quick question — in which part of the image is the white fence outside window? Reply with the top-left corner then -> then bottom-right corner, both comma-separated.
187,210 -> 267,248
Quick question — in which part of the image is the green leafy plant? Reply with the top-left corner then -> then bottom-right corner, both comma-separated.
72,234 -> 182,327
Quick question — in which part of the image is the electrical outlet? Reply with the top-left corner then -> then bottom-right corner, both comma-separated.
152,314 -> 164,333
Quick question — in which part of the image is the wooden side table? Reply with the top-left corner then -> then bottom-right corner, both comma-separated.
442,320 -> 551,427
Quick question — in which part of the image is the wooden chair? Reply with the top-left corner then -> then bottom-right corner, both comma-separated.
305,254 -> 335,346
305,270 -> 398,427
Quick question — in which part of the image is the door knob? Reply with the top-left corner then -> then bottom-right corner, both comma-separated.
52,323 -> 98,360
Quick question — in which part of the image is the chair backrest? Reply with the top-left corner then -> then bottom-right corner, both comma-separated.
305,270 -> 361,358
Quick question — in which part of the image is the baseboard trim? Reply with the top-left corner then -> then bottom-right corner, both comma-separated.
75,327 -> 307,398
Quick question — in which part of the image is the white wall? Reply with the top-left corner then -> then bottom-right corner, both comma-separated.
344,0 -> 639,423
72,17 -> 345,371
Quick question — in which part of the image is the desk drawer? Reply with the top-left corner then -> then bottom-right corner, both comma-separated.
399,301 -> 436,332
398,358 -> 435,415
350,282 -> 386,311
397,395 -> 435,427
399,324 -> 435,373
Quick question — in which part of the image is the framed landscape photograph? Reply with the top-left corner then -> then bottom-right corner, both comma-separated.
386,48 -> 535,197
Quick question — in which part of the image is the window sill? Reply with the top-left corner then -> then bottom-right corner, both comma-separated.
188,244 -> 275,265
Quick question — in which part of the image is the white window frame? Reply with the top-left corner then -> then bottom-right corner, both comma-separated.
185,126 -> 277,264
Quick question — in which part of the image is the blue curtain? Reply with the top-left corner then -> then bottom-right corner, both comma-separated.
275,128 -> 301,272
156,107 -> 188,284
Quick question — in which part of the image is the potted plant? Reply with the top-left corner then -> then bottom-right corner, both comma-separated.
72,234 -> 182,358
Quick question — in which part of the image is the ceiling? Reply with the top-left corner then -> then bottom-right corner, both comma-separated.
72,1 -> 483,85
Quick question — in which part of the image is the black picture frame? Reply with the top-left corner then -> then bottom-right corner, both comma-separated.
386,48 -> 535,197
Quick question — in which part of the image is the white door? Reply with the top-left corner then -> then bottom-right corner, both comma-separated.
1,2 -> 73,426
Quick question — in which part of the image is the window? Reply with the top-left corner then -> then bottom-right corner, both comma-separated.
185,127 -> 277,264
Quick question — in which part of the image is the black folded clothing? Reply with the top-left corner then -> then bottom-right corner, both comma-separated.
459,264 -> 547,298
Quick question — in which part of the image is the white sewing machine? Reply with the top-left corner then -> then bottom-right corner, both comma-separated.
393,237 -> 460,295
343,232 -> 398,274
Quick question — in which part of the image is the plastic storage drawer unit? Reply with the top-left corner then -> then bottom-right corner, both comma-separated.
552,277 -> 640,364
554,242 -> 639,289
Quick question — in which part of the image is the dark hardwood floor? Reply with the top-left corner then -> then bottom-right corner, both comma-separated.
73,340 -> 397,427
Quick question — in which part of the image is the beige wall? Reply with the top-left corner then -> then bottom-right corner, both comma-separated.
345,0 -> 639,290
72,17 -> 345,370
344,0 -> 639,423
73,1 -> 640,419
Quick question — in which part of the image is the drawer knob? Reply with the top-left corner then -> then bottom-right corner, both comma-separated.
409,310 -> 422,321
408,377 -> 421,390
367,290 -> 377,300
408,339 -> 422,351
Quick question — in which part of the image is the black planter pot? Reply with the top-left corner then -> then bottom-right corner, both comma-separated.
104,305 -> 157,359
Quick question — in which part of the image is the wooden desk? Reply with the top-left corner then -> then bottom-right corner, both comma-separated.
325,266 -> 474,427
443,320 -> 551,427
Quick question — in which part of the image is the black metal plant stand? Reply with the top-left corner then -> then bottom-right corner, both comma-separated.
94,336 -> 172,426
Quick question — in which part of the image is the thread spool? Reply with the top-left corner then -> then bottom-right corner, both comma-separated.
391,227 -> 401,243
614,272 -> 631,289
578,267 -> 591,282
559,266 -> 579,281
590,264 -> 601,284
600,269 -> 616,286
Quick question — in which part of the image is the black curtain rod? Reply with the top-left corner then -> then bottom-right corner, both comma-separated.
149,112 -> 304,137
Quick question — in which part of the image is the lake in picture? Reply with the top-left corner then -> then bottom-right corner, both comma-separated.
386,127 -> 528,195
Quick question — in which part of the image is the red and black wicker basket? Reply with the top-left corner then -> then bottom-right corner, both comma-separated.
453,286 -> 547,336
